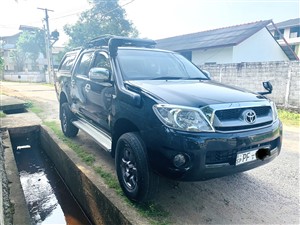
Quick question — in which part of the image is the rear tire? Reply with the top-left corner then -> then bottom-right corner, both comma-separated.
60,102 -> 79,137
115,132 -> 159,203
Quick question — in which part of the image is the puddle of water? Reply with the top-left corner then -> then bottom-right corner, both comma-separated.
11,131 -> 92,225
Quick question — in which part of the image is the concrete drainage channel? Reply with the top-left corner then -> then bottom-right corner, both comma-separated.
10,126 -> 92,225
1,124 -> 148,225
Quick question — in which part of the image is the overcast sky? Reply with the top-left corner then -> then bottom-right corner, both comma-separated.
0,0 -> 299,46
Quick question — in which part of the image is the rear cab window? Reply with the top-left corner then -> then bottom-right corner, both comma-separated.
58,51 -> 80,74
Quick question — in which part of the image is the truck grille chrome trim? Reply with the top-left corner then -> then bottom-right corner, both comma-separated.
200,102 -> 274,133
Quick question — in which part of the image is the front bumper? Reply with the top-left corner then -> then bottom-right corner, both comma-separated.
144,120 -> 283,181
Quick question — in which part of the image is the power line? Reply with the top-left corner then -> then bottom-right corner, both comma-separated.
1,0 -> 137,33
49,9 -> 87,21
49,0 -> 136,21
99,0 -> 136,18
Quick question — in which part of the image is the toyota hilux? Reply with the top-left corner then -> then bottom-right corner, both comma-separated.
54,36 -> 282,203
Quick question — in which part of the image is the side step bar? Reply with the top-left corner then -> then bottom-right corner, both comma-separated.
72,119 -> 112,152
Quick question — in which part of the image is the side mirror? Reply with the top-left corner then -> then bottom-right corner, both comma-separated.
89,67 -> 110,81
202,70 -> 211,79
258,81 -> 273,95
263,81 -> 273,93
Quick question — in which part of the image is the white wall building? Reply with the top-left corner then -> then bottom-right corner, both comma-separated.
156,20 -> 291,65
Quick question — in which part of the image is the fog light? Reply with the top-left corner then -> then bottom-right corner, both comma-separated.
173,154 -> 186,168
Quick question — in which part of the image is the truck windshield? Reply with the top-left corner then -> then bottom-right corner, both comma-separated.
117,49 -> 208,81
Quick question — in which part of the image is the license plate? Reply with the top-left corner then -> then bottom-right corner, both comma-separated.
236,149 -> 258,165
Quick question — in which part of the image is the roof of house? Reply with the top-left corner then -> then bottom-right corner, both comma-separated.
0,33 -> 21,50
268,18 -> 300,30
0,33 -> 21,43
156,20 -> 272,51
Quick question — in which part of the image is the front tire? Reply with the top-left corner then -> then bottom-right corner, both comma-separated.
115,132 -> 159,203
60,102 -> 79,137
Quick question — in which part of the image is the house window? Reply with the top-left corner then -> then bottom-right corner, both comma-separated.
289,26 -> 300,38
274,29 -> 284,40
179,51 -> 192,61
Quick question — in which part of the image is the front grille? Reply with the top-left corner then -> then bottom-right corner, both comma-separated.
204,103 -> 274,132
215,106 -> 271,121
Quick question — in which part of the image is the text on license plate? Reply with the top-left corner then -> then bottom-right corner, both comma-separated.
236,149 -> 258,165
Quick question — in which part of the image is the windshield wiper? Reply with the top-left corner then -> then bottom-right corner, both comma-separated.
151,76 -> 182,80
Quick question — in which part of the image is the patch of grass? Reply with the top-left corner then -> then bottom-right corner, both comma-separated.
25,101 -> 44,115
43,120 -> 171,225
93,164 -> 170,225
0,111 -> 6,118
133,203 -> 170,225
43,121 -> 95,166
278,109 -> 300,127
93,166 -> 122,192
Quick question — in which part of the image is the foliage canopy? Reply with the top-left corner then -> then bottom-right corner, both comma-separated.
0,56 -> 4,71
17,30 -> 46,59
12,30 -> 46,71
64,0 -> 138,48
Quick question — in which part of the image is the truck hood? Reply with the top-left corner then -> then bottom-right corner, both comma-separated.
126,80 -> 266,107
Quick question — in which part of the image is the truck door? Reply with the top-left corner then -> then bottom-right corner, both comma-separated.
84,52 -> 113,132
70,51 -> 94,114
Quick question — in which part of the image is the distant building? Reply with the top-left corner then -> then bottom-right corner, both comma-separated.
156,20 -> 292,65
268,18 -> 300,59
0,31 -> 64,72
0,33 -> 23,71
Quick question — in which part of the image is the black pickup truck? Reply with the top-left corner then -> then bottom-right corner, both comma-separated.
55,35 -> 282,203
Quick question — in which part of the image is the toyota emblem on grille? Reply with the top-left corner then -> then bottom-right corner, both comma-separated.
243,110 -> 256,124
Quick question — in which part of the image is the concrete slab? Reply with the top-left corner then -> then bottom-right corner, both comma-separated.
1,111 -> 41,129
0,95 -> 26,112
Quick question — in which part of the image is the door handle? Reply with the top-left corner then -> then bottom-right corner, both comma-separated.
85,84 -> 91,92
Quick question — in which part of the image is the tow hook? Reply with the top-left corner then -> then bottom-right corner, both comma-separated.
256,148 -> 271,160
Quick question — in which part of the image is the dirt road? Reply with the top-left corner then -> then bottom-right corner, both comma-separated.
1,81 -> 299,224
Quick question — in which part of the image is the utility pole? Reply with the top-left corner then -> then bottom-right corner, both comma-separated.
38,7 -> 54,83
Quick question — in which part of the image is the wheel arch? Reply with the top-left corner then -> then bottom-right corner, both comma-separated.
111,118 -> 140,158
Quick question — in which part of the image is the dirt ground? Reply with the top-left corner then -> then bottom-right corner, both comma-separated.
1,81 -> 299,224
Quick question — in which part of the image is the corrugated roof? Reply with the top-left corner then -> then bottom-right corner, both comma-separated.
156,20 -> 272,51
268,18 -> 300,30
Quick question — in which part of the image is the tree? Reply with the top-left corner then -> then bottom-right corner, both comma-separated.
16,30 -> 46,70
64,0 -> 138,48
0,56 -> 4,71
0,56 -> 4,79
10,49 -> 26,72
17,30 -> 46,57
17,29 -> 46,59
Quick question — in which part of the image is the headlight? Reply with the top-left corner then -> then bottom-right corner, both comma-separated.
271,101 -> 278,122
153,104 -> 214,132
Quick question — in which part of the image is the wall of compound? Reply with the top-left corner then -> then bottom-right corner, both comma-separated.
3,72 -> 45,83
199,61 -> 300,110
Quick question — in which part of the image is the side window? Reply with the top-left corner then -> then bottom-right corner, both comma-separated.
93,53 -> 110,70
75,52 -> 94,77
59,53 -> 77,71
